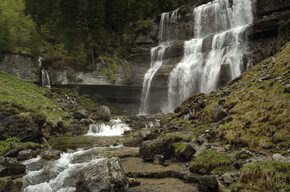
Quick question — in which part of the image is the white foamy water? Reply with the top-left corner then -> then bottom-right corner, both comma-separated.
22,148 -> 108,192
139,9 -> 180,115
86,118 -> 130,137
165,0 -> 255,112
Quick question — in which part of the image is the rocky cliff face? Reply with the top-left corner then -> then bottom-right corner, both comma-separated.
0,0 -> 289,114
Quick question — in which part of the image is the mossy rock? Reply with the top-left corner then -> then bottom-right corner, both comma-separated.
172,142 -> 187,156
231,161 -> 290,192
190,150 -> 232,174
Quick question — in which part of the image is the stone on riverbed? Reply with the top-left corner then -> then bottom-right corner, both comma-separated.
76,157 -> 128,192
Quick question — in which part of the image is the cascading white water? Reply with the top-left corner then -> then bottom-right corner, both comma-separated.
139,9 -> 179,115
165,0 -> 255,112
38,57 -> 51,88
86,118 -> 130,137
22,146 -> 122,192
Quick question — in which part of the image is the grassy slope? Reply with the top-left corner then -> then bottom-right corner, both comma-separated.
161,42 -> 290,191
165,42 -> 290,153
0,71 -> 69,125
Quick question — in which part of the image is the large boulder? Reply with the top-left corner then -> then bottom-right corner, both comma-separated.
139,139 -> 172,161
97,106 -> 111,121
76,157 -> 128,192
212,105 -> 227,122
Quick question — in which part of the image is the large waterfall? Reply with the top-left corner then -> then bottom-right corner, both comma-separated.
139,9 -> 179,115
140,0 -> 255,114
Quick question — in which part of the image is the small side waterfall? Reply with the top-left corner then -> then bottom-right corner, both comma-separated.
139,9 -> 179,115
38,57 -> 51,88
165,0 -> 255,112
86,119 -> 130,137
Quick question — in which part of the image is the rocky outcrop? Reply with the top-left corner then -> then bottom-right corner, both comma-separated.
0,54 -> 39,82
76,157 -> 128,192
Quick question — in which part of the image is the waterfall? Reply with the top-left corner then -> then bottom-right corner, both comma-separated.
165,0 -> 255,112
38,57 -> 51,88
139,9 -> 179,115
86,118 -> 130,137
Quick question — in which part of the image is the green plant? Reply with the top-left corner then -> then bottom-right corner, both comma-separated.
190,150 -> 232,174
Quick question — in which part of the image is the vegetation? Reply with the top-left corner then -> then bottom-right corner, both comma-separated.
231,161 -> 290,192
0,71 -> 69,124
0,0 -> 190,68
0,137 -> 36,155
190,150 -> 232,174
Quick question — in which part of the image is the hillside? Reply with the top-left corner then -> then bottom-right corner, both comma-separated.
0,71 -> 110,147
125,42 -> 290,191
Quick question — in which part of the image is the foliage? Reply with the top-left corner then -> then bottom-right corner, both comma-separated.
101,55 -> 118,81
231,161 -> 290,192
0,0 -> 38,54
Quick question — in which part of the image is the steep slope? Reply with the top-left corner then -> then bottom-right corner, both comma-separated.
128,42 -> 289,191
0,71 -> 109,143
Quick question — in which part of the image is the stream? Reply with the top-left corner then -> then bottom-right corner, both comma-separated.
22,119 -> 131,192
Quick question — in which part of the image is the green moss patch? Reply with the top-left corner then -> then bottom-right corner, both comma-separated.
172,142 -> 187,156
0,137 -> 37,155
231,161 -> 290,192
190,150 -> 232,174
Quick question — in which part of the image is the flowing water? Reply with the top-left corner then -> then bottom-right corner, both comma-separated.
86,118 -> 130,137
22,119 -> 129,191
38,57 -> 51,88
139,9 -> 179,115
165,0 -> 255,112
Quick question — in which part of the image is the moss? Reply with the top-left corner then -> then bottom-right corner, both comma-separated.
42,153 -> 55,160
163,133 -> 183,143
172,142 -> 187,157
231,161 -> 290,192
190,150 -> 232,174
0,137 -> 37,155
193,124 -> 210,135
64,132 -> 72,137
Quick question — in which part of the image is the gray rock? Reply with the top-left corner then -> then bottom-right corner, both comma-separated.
80,118 -> 94,125
183,114 -> 190,121
0,176 -> 23,192
212,105 -> 228,122
153,154 -> 165,165
222,173 -> 235,184
272,153 -> 286,162
139,139 -> 172,161
154,121 -> 161,128
17,149 -> 34,161
76,157 -> 128,192
197,134 -> 207,144
0,157 -> 26,177
139,129 -> 151,139
97,106 -> 111,121
124,138 -> 142,147
181,144 -> 196,161
74,110 -> 90,120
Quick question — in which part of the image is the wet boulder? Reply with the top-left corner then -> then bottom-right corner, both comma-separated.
76,157 -> 128,192
96,106 -> 111,121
